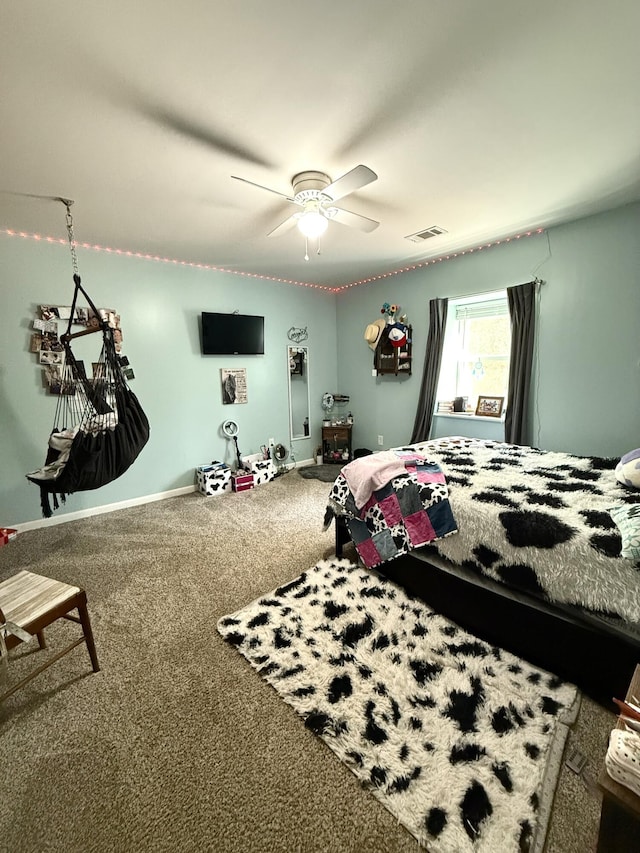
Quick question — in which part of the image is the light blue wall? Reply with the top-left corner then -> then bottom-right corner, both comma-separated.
430,414 -> 504,442
533,205 -> 640,453
0,235 -> 338,525
335,202 -> 640,458
3,202 -> 638,525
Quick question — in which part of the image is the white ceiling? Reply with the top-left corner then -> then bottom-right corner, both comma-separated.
1,0 -> 639,288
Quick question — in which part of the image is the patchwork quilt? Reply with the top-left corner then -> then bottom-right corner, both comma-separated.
398,438 -> 640,623
327,455 -> 458,569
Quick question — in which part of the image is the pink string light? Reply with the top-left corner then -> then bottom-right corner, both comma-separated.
1,226 -> 544,292
338,228 -> 545,289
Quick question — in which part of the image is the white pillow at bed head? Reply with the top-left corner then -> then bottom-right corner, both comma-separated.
615,448 -> 640,489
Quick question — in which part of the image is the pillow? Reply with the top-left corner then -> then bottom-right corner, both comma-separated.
609,504 -> 640,562
615,448 -> 640,489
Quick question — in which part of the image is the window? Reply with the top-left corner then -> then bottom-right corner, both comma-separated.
436,291 -> 510,415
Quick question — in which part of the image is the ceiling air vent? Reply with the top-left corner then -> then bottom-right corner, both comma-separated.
405,225 -> 448,243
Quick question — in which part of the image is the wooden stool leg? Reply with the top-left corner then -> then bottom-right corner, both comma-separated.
36,631 -> 46,649
77,594 -> 100,673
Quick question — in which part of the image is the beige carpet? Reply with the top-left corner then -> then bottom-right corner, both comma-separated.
0,471 -> 613,852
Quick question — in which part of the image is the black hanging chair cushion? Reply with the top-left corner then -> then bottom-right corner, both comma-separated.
27,387 -> 149,517
27,387 -> 149,518
55,387 -> 148,492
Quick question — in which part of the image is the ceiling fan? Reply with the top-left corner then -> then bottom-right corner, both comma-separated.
231,165 -> 379,256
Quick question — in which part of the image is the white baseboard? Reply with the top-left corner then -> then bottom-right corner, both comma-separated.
12,485 -> 197,533
13,458 -> 317,532
288,457 -> 314,469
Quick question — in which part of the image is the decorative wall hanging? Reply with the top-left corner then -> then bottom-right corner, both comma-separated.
221,368 -> 248,404
472,358 -> 485,379
373,323 -> 413,376
287,326 -> 308,343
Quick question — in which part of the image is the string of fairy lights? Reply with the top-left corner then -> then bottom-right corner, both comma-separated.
1,226 -> 544,293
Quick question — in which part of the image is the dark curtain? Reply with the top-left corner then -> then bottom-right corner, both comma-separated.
505,281 -> 536,445
410,298 -> 448,443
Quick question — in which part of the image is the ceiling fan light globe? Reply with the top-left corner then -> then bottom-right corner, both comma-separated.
297,211 -> 328,238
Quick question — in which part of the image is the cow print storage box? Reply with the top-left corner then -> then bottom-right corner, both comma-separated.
243,458 -> 277,486
196,464 -> 232,496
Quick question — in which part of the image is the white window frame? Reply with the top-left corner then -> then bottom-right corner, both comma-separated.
436,290 -> 510,416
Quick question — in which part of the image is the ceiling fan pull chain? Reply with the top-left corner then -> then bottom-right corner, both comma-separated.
304,236 -> 309,262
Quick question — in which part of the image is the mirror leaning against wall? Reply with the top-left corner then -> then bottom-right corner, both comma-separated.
288,346 -> 310,441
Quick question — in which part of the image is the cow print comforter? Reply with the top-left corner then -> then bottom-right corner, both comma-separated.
331,438 -> 640,624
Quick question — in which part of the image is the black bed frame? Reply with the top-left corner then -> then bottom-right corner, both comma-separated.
334,516 -> 639,707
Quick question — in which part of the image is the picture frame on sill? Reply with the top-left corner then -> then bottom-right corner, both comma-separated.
475,395 -> 504,418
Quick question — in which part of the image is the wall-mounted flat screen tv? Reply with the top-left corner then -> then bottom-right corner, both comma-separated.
201,312 -> 265,355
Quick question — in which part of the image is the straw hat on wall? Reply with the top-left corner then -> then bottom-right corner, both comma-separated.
364,318 -> 386,351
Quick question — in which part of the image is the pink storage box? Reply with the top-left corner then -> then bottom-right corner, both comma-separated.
232,472 -> 255,493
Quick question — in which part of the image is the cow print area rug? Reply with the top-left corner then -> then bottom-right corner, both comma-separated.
218,559 -> 579,853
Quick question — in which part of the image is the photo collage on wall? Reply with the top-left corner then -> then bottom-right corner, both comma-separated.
30,305 -> 134,394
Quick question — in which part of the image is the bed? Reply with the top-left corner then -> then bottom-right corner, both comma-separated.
326,437 -> 640,704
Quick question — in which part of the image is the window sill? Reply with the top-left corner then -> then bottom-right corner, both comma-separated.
434,412 -> 505,423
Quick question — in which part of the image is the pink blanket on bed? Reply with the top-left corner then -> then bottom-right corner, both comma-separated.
341,450 -> 425,508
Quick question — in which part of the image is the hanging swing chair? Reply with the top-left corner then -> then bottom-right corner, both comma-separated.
26,201 -> 150,518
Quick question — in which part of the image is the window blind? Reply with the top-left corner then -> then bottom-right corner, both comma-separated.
454,298 -> 508,321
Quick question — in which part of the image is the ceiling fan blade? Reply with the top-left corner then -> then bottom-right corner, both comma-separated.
322,165 -> 378,202
231,175 -> 296,202
267,213 -> 300,237
140,105 -> 271,167
329,207 -> 380,233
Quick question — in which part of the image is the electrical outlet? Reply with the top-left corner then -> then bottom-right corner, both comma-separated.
378,435 -> 384,446
268,437 -> 275,446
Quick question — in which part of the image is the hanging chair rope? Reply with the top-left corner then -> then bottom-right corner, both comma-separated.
63,199 -> 79,277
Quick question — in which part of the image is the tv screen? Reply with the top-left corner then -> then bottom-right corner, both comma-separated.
201,312 -> 265,355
